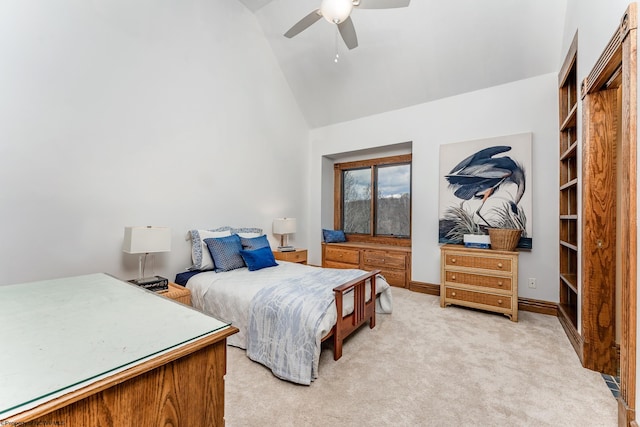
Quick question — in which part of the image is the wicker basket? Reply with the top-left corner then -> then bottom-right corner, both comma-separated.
160,283 -> 192,306
488,228 -> 522,251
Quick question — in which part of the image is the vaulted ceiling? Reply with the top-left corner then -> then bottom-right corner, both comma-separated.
238,0 -> 567,128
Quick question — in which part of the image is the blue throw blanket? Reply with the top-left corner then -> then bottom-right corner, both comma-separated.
246,268 -> 365,385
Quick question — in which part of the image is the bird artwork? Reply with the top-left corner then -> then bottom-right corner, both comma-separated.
446,145 -> 525,225
439,144 -> 529,246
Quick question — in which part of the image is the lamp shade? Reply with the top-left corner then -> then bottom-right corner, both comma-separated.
320,0 -> 353,24
273,218 -> 297,235
123,226 -> 171,254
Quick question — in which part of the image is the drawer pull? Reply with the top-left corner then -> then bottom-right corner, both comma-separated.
451,292 -> 456,297
451,258 -> 456,263
451,275 -> 456,281
497,262 -> 503,268
498,281 -> 503,287
498,299 -> 503,305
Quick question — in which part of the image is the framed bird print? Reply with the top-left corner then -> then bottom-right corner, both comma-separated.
438,133 -> 533,249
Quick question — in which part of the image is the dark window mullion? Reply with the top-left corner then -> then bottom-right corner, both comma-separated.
340,171 -> 346,230
370,166 -> 376,236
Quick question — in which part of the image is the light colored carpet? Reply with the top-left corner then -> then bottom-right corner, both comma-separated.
224,287 -> 617,426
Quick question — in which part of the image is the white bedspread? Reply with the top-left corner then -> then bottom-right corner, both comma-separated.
186,262 -> 393,380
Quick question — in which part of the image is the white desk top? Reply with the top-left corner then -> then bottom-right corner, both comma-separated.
0,273 -> 230,419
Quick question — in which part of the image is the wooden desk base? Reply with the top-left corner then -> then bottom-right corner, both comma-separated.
5,326 -> 238,427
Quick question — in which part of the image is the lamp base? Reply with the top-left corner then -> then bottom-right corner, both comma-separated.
128,275 -> 168,292
277,246 -> 295,252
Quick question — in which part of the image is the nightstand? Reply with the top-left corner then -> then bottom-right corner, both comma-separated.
158,282 -> 191,306
273,249 -> 307,264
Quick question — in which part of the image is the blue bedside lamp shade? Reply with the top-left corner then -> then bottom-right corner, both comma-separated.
123,226 -> 171,280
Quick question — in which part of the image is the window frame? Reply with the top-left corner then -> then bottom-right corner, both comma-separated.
334,154 -> 412,246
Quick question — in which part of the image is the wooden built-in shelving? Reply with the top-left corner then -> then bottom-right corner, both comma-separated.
558,33 -> 580,353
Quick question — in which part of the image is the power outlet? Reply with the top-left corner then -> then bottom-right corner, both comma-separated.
528,278 -> 537,289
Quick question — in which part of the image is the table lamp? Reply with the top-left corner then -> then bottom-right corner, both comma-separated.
273,218 -> 296,252
123,226 -> 171,284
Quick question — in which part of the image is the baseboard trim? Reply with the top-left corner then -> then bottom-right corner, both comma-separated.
619,397 -> 636,427
409,281 -> 558,316
408,281 -> 440,296
518,297 -> 558,316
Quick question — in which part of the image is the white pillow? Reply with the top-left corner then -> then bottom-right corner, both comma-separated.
189,227 -> 232,270
235,232 -> 262,238
231,227 -> 263,239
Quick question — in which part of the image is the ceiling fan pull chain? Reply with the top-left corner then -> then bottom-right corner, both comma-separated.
334,26 -> 340,63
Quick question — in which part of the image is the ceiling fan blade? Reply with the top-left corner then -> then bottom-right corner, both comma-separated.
355,0 -> 410,9
284,9 -> 322,38
338,17 -> 358,50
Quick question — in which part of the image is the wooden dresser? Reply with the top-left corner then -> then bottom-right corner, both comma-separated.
322,242 -> 411,288
440,244 -> 519,321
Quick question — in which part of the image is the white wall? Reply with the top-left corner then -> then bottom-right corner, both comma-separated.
0,1 -> 309,285
309,73 -> 559,302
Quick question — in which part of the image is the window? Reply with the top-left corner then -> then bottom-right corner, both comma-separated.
334,154 -> 411,244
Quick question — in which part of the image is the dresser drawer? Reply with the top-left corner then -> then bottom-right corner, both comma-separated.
366,267 -> 406,287
325,246 -> 360,265
445,271 -> 512,291
324,260 -> 359,269
444,253 -> 513,273
362,250 -> 406,269
288,251 -> 307,263
444,287 -> 512,311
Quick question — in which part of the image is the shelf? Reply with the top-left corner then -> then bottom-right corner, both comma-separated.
560,273 -> 579,293
558,302 -> 578,329
558,35 -> 579,352
560,141 -> 578,161
560,215 -> 578,220
560,240 -> 578,251
560,178 -> 578,191
560,103 -> 578,131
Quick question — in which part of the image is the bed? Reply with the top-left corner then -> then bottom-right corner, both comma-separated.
178,258 -> 392,385
177,227 -> 393,384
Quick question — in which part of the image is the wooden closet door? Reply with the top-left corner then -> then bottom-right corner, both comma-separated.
581,88 -> 619,375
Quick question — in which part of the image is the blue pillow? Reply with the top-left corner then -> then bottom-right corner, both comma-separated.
322,229 -> 347,243
239,247 -> 278,271
204,235 -> 245,272
240,234 -> 271,251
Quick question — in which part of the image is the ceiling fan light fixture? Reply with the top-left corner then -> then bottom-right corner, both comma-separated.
320,0 -> 353,24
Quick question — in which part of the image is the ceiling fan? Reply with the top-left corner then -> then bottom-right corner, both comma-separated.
284,0 -> 411,50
